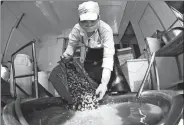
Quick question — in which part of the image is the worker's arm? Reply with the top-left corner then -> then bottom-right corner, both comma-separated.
62,26 -> 80,59
96,27 -> 115,100
101,26 -> 115,83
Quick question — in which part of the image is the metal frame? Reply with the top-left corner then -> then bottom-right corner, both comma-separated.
11,40 -> 38,98
2,13 -> 25,64
136,52 -> 160,98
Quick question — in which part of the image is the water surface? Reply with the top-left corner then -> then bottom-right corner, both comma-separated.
27,102 -> 163,125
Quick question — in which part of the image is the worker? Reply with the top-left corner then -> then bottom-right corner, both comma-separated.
62,1 -> 130,100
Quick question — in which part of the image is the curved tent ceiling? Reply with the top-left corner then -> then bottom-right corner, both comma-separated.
3,1 -> 127,39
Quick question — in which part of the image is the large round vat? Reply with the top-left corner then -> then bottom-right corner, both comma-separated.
2,90 -> 183,125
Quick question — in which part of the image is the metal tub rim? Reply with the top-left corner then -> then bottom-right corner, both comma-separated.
2,90 -> 184,125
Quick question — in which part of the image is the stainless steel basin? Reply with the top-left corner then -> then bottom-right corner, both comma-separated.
2,90 -> 183,125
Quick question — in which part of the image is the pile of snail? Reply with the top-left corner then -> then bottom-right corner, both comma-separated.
60,59 -> 99,111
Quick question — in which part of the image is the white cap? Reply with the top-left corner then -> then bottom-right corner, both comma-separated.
78,1 -> 99,21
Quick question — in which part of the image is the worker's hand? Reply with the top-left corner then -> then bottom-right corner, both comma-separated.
95,68 -> 111,100
95,83 -> 107,100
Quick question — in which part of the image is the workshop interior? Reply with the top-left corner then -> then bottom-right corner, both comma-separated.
1,1 -> 184,125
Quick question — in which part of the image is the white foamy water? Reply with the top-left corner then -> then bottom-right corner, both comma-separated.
27,102 -> 164,125
59,105 -> 122,125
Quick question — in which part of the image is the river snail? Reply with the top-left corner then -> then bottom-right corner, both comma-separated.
59,60 -> 99,111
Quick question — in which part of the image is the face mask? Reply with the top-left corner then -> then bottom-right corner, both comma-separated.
80,21 -> 99,32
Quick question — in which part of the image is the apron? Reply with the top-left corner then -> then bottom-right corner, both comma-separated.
84,48 -> 104,85
83,30 -> 131,93
83,29 -> 107,87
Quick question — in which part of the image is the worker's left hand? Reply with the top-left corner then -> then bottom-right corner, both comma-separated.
95,83 -> 107,100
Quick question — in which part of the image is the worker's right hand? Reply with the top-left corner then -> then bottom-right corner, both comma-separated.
96,83 -> 107,101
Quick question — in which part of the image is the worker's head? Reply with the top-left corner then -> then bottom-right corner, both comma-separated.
78,1 -> 100,32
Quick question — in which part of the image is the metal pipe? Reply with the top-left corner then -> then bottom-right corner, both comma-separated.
15,84 -> 30,97
12,41 -> 34,57
11,56 -> 16,99
32,40 -> 39,98
154,62 -> 160,90
1,13 -> 25,63
15,13 -> 25,29
142,41 -> 154,90
136,52 -> 156,98
2,28 -> 15,63
15,74 -> 34,78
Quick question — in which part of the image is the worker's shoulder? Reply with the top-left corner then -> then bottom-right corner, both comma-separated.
73,23 -> 81,30
99,20 -> 113,33
70,23 -> 82,34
